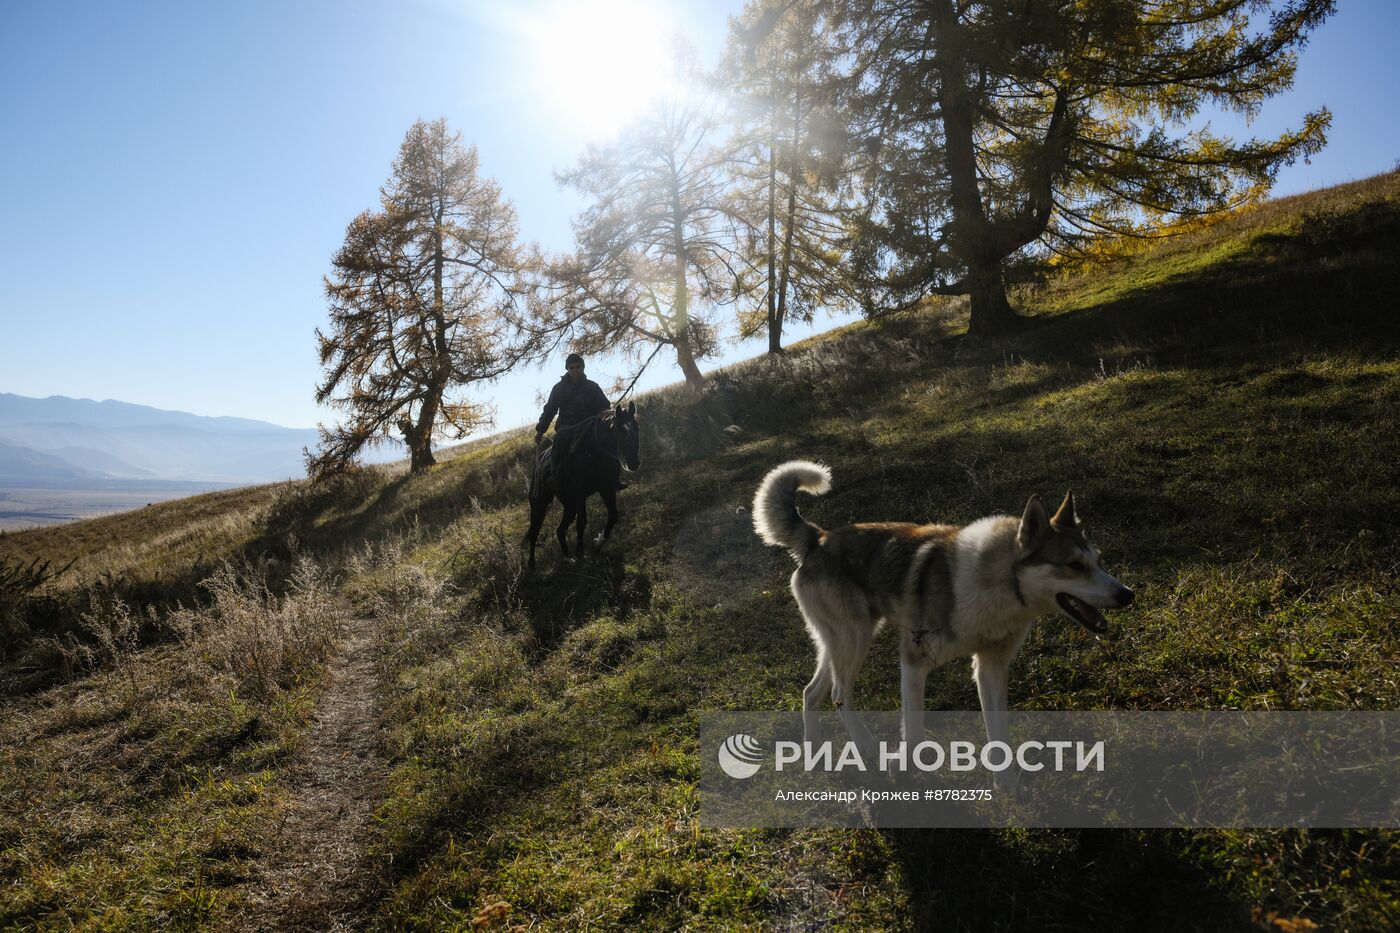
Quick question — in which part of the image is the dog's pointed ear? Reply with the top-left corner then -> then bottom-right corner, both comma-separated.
1018,495 -> 1050,551
1051,490 -> 1078,528
615,404 -> 623,419
628,400 -> 636,415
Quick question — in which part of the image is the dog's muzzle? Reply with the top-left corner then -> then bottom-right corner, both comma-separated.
1056,585 -> 1132,635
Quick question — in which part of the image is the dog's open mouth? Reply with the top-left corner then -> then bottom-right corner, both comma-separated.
1056,593 -> 1109,634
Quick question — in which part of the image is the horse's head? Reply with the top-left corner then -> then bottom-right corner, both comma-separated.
613,401 -> 641,472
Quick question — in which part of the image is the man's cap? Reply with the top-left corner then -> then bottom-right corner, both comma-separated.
566,352 -> 585,367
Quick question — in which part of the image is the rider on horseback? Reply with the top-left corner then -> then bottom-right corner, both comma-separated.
534,353 -> 619,493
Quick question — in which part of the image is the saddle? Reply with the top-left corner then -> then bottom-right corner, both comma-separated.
528,444 -> 554,498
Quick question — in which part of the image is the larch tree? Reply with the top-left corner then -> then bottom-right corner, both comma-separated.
829,0 -> 1334,335
722,0 -> 855,353
310,119 -> 537,478
550,103 -> 741,388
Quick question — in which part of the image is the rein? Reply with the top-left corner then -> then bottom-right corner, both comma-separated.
588,414 -> 633,474
616,342 -> 664,406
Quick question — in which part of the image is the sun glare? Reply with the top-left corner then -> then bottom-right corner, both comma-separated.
530,0 -> 681,137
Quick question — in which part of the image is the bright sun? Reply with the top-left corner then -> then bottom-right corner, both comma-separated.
529,0 -> 680,136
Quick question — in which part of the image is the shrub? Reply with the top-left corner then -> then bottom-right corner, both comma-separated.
168,557 -> 346,702
348,538 -> 466,676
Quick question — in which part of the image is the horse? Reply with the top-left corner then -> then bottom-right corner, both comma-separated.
526,401 -> 640,569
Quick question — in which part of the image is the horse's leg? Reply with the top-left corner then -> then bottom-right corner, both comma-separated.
575,495 -> 589,560
597,485 -> 619,546
526,492 -> 550,569
556,493 -> 577,560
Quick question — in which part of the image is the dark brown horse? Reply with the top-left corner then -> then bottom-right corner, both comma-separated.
526,402 -> 640,568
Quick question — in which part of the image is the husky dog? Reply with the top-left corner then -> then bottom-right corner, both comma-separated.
753,460 -> 1134,761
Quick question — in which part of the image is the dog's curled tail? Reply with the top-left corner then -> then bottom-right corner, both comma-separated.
753,460 -> 831,561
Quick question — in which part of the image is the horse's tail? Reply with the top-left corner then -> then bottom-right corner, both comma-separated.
752,460 -> 830,562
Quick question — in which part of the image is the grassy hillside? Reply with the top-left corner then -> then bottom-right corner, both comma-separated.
3,172 -> 1399,931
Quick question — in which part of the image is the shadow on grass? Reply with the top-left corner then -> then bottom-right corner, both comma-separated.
885,828 -> 1247,932
1018,195 -> 1400,371
518,547 -> 654,655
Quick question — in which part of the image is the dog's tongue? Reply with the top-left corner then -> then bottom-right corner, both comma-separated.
1057,594 -> 1109,634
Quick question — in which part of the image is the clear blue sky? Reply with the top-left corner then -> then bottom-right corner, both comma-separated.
2,0 -> 1397,433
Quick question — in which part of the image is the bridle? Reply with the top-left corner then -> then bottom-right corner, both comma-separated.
589,412 -> 637,474
547,404 -> 638,480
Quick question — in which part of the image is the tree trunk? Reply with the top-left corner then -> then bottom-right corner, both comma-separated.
964,260 -> 1021,338
932,2 -> 1022,339
775,84 -> 800,352
775,197 -> 795,349
399,410 -> 437,473
670,265 -> 705,388
408,438 -> 436,473
672,335 -> 706,388
409,203 -> 446,473
669,174 -> 706,387
767,108 -> 781,354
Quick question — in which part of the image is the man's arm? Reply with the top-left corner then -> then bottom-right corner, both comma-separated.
535,383 -> 563,438
589,381 -> 611,414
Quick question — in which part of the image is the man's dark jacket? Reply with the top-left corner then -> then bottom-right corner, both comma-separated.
536,375 -> 610,435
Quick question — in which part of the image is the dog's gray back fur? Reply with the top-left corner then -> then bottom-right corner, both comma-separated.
754,461 -> 1031,657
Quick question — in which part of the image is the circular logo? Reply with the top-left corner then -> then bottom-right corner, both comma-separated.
717,733 -> 765,779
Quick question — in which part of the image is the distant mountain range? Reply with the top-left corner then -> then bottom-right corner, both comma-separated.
0,393 -> 375,484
